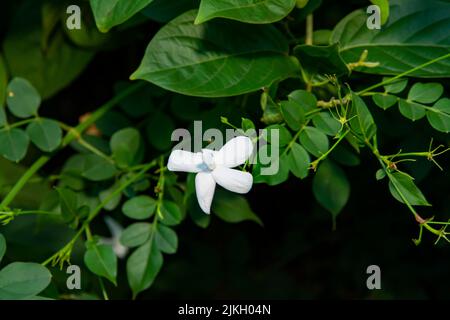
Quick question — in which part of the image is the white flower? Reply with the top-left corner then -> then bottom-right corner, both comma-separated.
167,136 -> 254,214
100,216 -> 128,259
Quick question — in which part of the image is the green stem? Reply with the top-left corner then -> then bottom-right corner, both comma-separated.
311,130 -> 350,170
0,82 -> 145,210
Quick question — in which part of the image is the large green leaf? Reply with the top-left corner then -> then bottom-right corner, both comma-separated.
388,172 -> 431,206
331,0 -> 450,77
131,10 -> 298,97
0,262 -> 52,300
195,0 -> 296,24
90,0 -> 155,32
3,1 -> 94,98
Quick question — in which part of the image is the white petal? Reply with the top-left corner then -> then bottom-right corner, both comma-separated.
167,150 -> 205,172
195,172 -> 216,214
212,167 -> 253,194
215,136 -> 253,168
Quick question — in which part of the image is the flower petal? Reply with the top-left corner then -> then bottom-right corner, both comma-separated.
212,167 -> 253,194
167,150 -> 205,172
215,136 -> 253,168
195,171 -> 216,214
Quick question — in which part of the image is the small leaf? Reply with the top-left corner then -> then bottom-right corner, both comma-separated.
84,243 -> 117,285
159,201 -> 182,226
398,99 -> 426,121
122,196 -> 157,220
81,154 -> 117,181
0,262 -> 51,299
120,223 -> 152,248
383,77 -> 408,94
98,182 -> 122,211
288,90 -> 317,112
408,83 -> 443,104
241,118 -> 255,131
426,98 -> 450,133
155,224 -> 178,254
213,189 -> 262,225
110,128 -> 142,168
253,146 -> 290,186
288,143 -> 310,179
313,161 -> 350,217
265,124 -> 292,147
281,100 -> 305,131
56,187 -> 81,224
127,239 -> 163,298
312,112 -> 341,136
6,78 -> 41,118
349,93 -> 376,142
376,169 -> 386,180
372,93 -> 397,110
26,118 -> 62,152
299,126 -> 329,157
388,172 -> 431,206
0,233 -> 6,264
0,128 -> 29,162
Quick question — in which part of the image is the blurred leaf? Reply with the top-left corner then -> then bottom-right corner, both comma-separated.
155,224 -> 178,254
131,10 -> 298,97
142,0 -> 200,23
26,118 -> 62,152
0,262 -> 51,299
383,77 -> 407,94
6,78 -> 41,118
122,196 -> 157,220
253,145 -> 290,186
146,112 -> 175,151
84,243 -> 117,285
213,189 -> 262,225
288,143 -> 310,179
0,128 -> 29,162
120,223 -> 152,248
349,93 -> 376,143
370,0 -> 390,25
288,90 -> 317,112
81,154 -> 117,181
195,0 -> 296,24
0,54 -> 7,109
312,112 -> 341,136
281,100 -> 305,131
426,98 -> 450,133
159,201 -> 182,226
110,128 -> 142,168
0,233 -> 5,264
265,124 -> 292,147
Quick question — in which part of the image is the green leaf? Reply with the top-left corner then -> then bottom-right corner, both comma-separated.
26,118 -> 62,152
0,54 -> 7,110
288,90 -> 317,112
241,118 -> 256,131
195,0 -> 296,24
312,112 -> 341,136
98,182 -> 122,211
0,262 -> 51,299
388,172 -> 431,206
349,93 -> 376,142
313,161 -> 350,217
331,0 -> 450,77
6,78 -> 41,118
127,239 -> 163,298
372,93 -> 397,110
299,126 -> 329,157
370,0 -> 389,25
122,196 -> 157,220
90,0 -> 155,32
56,187 -> 82,224
261,92 -> 283,124
213,189 -> 262,225
265,124 -> 292,147
0,128 -> 29,162
426,98 -> 450,133
81,154 -> 117,181
110,128 -> 142,168
159,201 -> 182,226
253,149 -> 290,186
142,0 -> 200,23
84,243 -> 117,285
398,99 -> 426,121
3,1 -> 94,98
383,77 -> 407,94
131,10 -> 298,97
155,224 -> 178,254
281,100 -> 305,131
288,143 -> 310,179
146,112 -> 175,151
408,83 -> 444,104
120,223 -> 152,248
0,233 -> 5,264
376,169 -> 386,181
293,44 -> 349,78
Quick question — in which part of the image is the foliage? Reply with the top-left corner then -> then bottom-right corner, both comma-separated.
0,0 -> 449,300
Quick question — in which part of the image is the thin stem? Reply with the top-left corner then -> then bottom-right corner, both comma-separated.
311,130 -> 350,170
